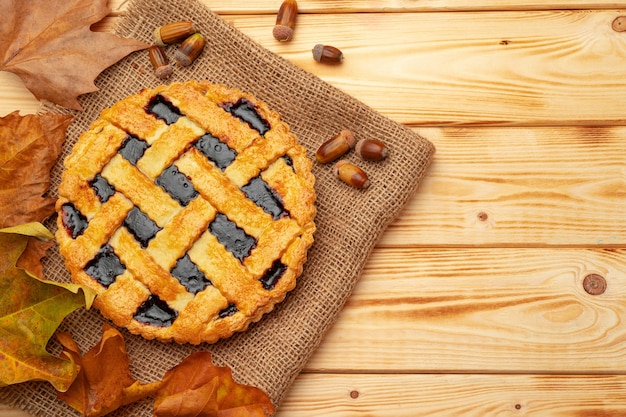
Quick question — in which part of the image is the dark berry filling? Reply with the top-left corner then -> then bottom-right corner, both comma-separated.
146,94 -> 182,125
61,203 -> 88,239
220,98 -> 270,136
194,132 -> 237,170
118,134 -> 148,165
209,213 -> 257,262
89,174 -> 115,203
260,260 -> 287,290
241,177 -> 288,219
218,303 -> 238,318
124,207 -> 161,248
156,165 -> 198,206
171,254 -> 212,294
134,294 -> 177,327
84,244 -> 125,288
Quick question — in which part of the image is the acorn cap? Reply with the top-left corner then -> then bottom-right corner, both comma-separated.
273,25 -> 294,42
155,65 -> 173,80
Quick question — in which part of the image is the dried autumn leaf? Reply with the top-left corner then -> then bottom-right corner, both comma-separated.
154,376 -> 220,417
0,224 -> 93,391
15,228 -> 55,280
154,352 -> 275,417
0,0 -> 149,110
0,111 -> 72,228
57,323 -> 161,417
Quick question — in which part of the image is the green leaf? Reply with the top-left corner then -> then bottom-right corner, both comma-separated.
0,226 -> 91,391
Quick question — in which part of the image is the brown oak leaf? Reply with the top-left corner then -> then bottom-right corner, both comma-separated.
16,229 -> 55,280
57,323 -> 161,417
154,351 -> 275,417
57,331 -> 275,417
0,111 -> 72,228
0,0 -> 149,110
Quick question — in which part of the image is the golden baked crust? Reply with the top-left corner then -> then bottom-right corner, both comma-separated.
55,81 -> 316,344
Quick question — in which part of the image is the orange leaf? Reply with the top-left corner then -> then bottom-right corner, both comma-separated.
56,334 -> 274,416
1,0 -> 149,110
16,235 -> 54,280
55,333 -> 89,411
0,111 -> 72,228
57,323 -> 160,417
154,352 -> 275,417
154,376 -> 219,417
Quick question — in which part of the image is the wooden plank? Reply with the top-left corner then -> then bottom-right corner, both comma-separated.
5,11 -> 626,125
4,373 -> 626,416
379,126 -> 626,247
305,247 -> 626,373
108,0 -> 626,13
0,72 -> 41,117
277,373 -> 626,416
220,11 -> 626,125
2,120 -> 623,248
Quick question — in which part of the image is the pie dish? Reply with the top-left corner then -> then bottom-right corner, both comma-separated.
55,80 -> 316,344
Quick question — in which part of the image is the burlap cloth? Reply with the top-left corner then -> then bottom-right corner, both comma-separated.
0,0 -> 435,415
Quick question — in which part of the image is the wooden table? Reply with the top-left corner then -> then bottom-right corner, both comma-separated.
3,1 -> 626,415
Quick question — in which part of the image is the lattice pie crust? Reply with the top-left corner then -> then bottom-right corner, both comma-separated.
55,81 -> 316,344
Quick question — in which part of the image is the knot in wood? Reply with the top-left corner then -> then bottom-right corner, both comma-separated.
583,274 -> 607,295
612,16 -> 626,32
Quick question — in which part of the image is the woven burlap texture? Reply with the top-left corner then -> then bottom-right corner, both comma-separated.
0,0 -> 435,415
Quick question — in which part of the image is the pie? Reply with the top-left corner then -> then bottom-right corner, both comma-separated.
55,81 -> 316,344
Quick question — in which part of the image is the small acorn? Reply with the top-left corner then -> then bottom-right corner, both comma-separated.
148,45 -> 173,80
273,0 -> 298,41
312,44 -> 344,64
355,139 -> 388,161
315,130 -> 356,164
154,21 -> 196,46
174,33 -> 206,67
334,160 -> 370,189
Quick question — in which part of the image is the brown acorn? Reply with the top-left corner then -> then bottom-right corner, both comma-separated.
148,45 -> 173,80
174,33 -> 206,67
273,0 -> 298,41
312,44 -> 344,64
355,139 -> 388,161
334,160 -> 370,189
154,21 -> 196,46
315,130 -> 356,164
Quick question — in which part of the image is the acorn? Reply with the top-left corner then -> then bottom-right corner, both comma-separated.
334,160 -> 370,189
315,130 -> 356,164
148,45 -> 173,80
154,21 -> 196,46
355,139 -> 388,161
174,33 -> 206,67
312,44 -> 344,64
273,0 -> 298,42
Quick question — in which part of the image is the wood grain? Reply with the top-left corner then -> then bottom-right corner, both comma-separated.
305,247 -> 626,372
5,10 -> 626,125
107,0 -> 626,13
276,373 -> 626,416
380,126 -> 626,247
5,373 -> 626,417
222,11 -> 626,125
0,72 -> 41,116
3,1 -> 626,416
